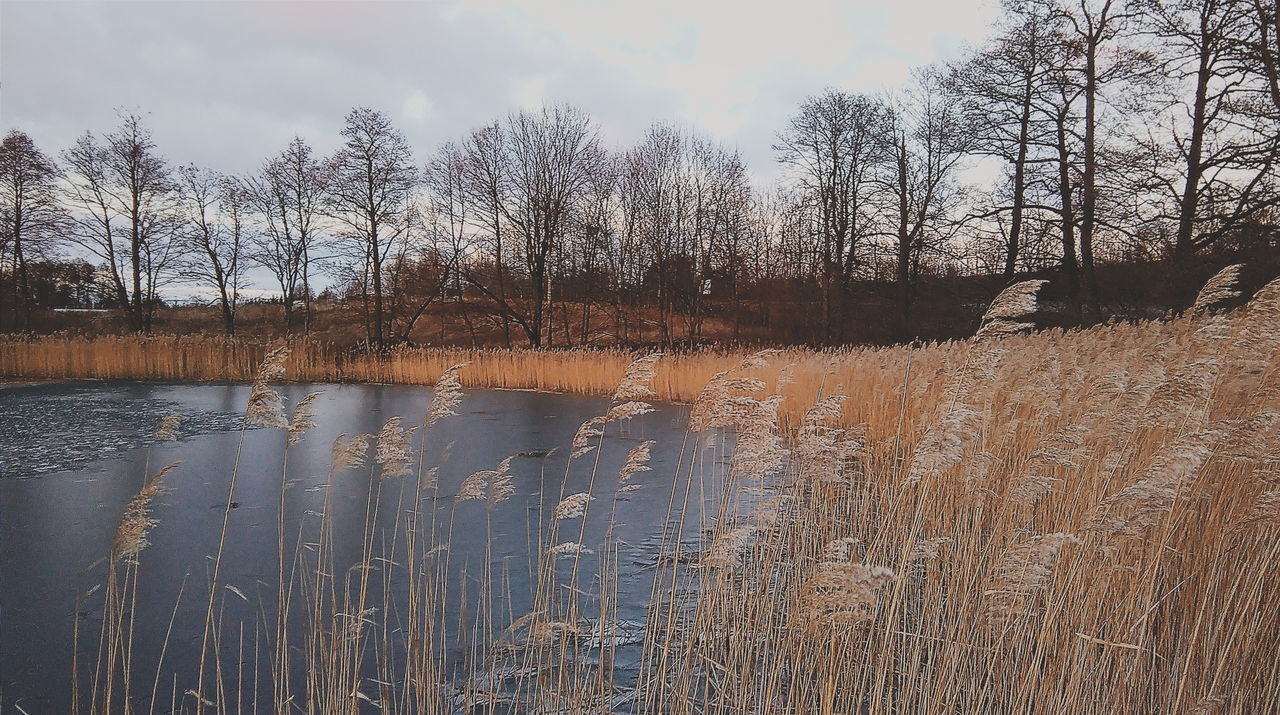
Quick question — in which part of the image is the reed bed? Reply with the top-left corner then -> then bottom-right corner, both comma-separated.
36,275 -> 1280,712
0,334 -> 713,397
636,282 -> 1280,712
0,334 -> 929,423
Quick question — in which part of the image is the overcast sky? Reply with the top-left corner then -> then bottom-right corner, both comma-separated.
2,0 -> 1000,185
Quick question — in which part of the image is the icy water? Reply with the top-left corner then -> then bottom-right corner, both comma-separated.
0,381 -> 712,713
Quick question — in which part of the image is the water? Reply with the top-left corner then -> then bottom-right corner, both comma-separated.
0,381 -> 717,713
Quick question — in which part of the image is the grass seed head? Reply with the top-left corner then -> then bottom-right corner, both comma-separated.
976,280 -> 1046,338
427,362 -> 469,426
286,391 -> 322,446
375,416 -> 416,479
245,381 -> 287,429
154,414 -> 184,440
112,462 -> 180,564
611,352 -> 663,402
330,432 -> 371,470
1192,264 -> 1243,313
554,493 -> 594,520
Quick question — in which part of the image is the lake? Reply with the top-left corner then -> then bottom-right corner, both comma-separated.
0,380 -> 721,713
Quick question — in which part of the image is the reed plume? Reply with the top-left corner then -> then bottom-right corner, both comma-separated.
794,396 -> 863,484
427,361 -> 469,427
548,542 -> 594,559
611,352 -> 663,402
800,563 -> 896,624
245,381 -> 287,428
1192,263 -> 1243,313
245,345 -> 291,428
286,391 -> 322,446
330,432 -> 372,470
700,526 -> 756,569
983,532 -> 1078,629
456,455 -> 516,505
1088,429 -> 1219,538
689,370 -> 767,432
374,416 -> 416,479
617,440 -> 654,490
737,348 -> 782,370
570,401 -> 654,458
904,404 -> 978,485
908,536 -> 952,562
553,493 -> 594,520
976,279 -> 1046,338
112,463 -> 180,564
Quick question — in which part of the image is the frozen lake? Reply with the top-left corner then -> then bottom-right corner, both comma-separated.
0,380 -> 719,713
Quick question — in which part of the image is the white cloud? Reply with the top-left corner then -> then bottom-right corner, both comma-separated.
511,76 -> 549,111
1,0 -> 999,177
401,89 -> 435,122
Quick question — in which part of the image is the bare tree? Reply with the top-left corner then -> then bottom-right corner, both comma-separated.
883,68 -> 974,335
245,137 -> 326,333
1050,0 -> 1149,321
423,141 -> 499,345
176,165 -> 248,334
1141,0 -> 1280,295
1249,0 -> 1280,112
953,7 -> 1059,277
1036,33 -> 1089,321
60,111 -> 181,333
506,105 -> 603,348
0,130 -> 64,331
619,125 -> 754,346
620,125 -> 685,345
455,124 -> 521,346
382,170 -> 468,345
775,89 -> 889,343
446,106 -> 603,348
326,107 -> 417,347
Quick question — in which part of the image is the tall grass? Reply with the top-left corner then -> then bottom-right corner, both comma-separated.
1,335 -> 915,420
638,279 -> 1280,712
53,275 -> 1280,712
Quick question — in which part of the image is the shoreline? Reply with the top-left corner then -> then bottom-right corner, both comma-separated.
0,374 -> 695,405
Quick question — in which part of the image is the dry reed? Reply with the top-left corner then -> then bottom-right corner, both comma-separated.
57,271 -> 1280,713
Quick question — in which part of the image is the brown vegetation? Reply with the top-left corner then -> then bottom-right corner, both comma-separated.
62,273 -> 1280,712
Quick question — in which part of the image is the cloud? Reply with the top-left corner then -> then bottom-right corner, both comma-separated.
511,76 -> 550,112
1,0 -> 997,180
401,89 -> 435,123
1,0 -> 1002,295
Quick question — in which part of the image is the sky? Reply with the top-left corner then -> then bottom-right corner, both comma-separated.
1,0 -> 1001,185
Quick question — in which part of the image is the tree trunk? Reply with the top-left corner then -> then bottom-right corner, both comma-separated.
372,233 -> 385,348
302,242 -> 312,334
896,139 -> 913,337
15,227 -> 32,333
130,196 -> 145,333
219,296 -> 235,336
1056,116 -> 1082,324
1171,16 -> 1215,308
1079,40 -> 1103,323
1005,80 -> 1034,278
281,278 -> 294,334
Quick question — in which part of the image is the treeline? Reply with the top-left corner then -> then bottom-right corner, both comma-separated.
2,0 -> 1278,347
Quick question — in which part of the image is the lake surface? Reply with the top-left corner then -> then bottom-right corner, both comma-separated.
0,381 -> 718,713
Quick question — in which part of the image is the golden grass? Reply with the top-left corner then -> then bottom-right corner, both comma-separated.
0,334 -> 933,425
635,285 -> 1280,712
46,276 -> 1280,712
